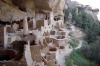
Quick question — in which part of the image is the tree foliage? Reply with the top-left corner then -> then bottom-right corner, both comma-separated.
71,9 -> 100,66
71,9 -> 100,43
81,40 -> 100,66
65,8 -> 100,66
64,8 -> 70,21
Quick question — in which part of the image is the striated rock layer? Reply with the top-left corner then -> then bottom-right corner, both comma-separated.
0,0 -> 66,22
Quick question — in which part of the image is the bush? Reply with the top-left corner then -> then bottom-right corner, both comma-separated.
70,38 -> 79,48
64,9 -> 70,21
65,50 -> 98,66
81,40 -> 100,66
65,56 -> 72,66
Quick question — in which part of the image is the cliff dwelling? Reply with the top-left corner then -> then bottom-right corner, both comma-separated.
0,0 -> 73,66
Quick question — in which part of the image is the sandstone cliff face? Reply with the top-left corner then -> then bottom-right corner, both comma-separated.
68,1 -> 99,21
0,0 -> 66,22
0,0 -> 35,22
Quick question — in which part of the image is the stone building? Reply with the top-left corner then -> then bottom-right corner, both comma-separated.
0,0 -> 72,66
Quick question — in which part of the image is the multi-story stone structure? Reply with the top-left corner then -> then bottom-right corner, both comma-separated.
0,0 -> 72,66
